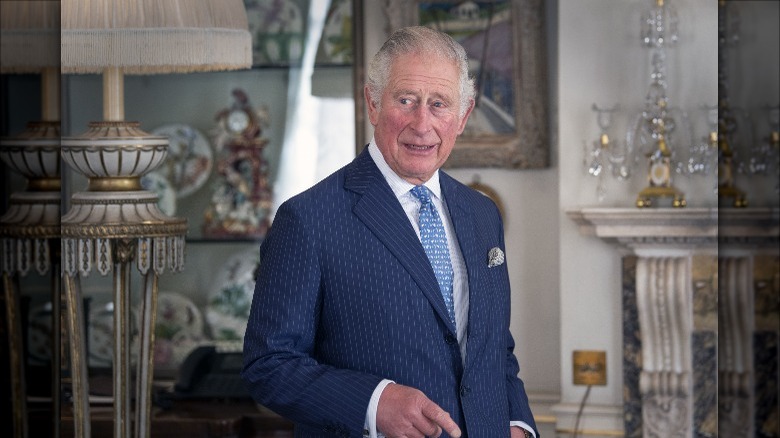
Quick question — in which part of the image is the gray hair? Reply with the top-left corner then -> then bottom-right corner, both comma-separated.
366,26 -> 475,117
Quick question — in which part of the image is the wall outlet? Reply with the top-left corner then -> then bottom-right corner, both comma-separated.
572,350 -> 607,385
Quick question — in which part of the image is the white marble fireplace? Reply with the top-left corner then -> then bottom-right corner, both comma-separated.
568,207 -> 779,437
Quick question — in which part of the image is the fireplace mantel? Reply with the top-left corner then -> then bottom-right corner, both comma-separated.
567,207 -> 778,250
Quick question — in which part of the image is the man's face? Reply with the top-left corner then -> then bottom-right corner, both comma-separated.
366,52 -> 474,185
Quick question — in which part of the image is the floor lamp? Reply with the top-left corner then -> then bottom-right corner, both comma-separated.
59,1 -> 251,437
0,2 -> 62,437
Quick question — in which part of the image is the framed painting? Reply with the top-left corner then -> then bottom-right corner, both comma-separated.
244,0 -> 354,67
380,0 -> 550,168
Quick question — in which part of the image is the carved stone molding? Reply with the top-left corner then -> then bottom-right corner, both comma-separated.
567,208 -> 718,250
642,394 -> 690,438
718,395 -> 752,436
568,207 -> 779,251
636,255 -> 693,437
718,256 -> 756,437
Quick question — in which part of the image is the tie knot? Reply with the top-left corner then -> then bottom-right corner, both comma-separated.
410,185 -> 432,205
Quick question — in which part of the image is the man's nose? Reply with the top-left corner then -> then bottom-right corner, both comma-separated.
408,105 -> 432,134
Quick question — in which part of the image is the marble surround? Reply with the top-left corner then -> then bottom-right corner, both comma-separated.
568,208 -> 779,438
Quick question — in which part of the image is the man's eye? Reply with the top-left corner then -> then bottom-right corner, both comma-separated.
400,98 -> 411,105
432,102 -> 444,108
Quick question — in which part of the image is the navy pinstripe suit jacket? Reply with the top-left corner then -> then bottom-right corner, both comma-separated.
242,148 -> 537,438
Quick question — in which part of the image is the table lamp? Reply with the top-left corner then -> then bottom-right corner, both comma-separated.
59,1 -> 251,437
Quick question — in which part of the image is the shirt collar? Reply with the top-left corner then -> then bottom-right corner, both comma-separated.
367,138 -> 442,201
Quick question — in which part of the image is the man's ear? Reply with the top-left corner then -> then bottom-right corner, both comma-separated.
365,85 -> 379,126
456,99 -> 476,135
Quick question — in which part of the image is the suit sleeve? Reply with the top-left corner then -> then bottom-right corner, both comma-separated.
241,200 -> 383,434
494,202 -> 539,434
505,327 -> 538,432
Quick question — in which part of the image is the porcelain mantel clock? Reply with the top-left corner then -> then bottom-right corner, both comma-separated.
203,89 -> 273,238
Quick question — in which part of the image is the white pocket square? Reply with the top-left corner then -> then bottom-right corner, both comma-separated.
487,247 -> 505,268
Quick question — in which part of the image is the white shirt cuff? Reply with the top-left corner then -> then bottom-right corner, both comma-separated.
364,379 -> 395,438
511,421 -> 536,437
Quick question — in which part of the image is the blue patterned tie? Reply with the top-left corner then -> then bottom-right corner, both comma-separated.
410,185 -> 455,327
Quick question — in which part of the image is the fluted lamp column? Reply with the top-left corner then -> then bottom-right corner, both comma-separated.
0,2 -> 62,437
59,1 -> 251,437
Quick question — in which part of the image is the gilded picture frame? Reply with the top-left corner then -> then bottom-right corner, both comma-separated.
379,0 -> 550,169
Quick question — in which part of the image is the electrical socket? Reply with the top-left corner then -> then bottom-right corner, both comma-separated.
572,350 -> 607,385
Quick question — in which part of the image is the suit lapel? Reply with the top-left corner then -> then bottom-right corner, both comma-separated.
345,150 -> 455,330
440,173 -> 486,366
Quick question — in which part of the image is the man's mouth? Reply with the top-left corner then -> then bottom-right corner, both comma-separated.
404,143 -> 435,151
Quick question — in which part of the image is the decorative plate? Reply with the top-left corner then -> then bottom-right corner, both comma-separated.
205,247 -> 260,342
141,171 -> 177,216
245,0 -> 304,66
153,292 -> 205,370
151,124 -> 213,198
88,300 -> 139,368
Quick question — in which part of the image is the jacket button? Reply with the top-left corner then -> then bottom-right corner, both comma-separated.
460,385 -> 471,396
445,333 -> 457,345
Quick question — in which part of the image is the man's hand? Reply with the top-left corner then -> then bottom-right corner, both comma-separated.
511,426 -> 532,438
376,383 -> 461,438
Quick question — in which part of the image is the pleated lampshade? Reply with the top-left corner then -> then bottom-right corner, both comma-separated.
0,1 -> 60,73
58,0 -> 253,188
61,0 -> 252,74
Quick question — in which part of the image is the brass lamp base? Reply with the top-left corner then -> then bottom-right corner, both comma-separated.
636,185 -> 687,208
61,190 -> 186,438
